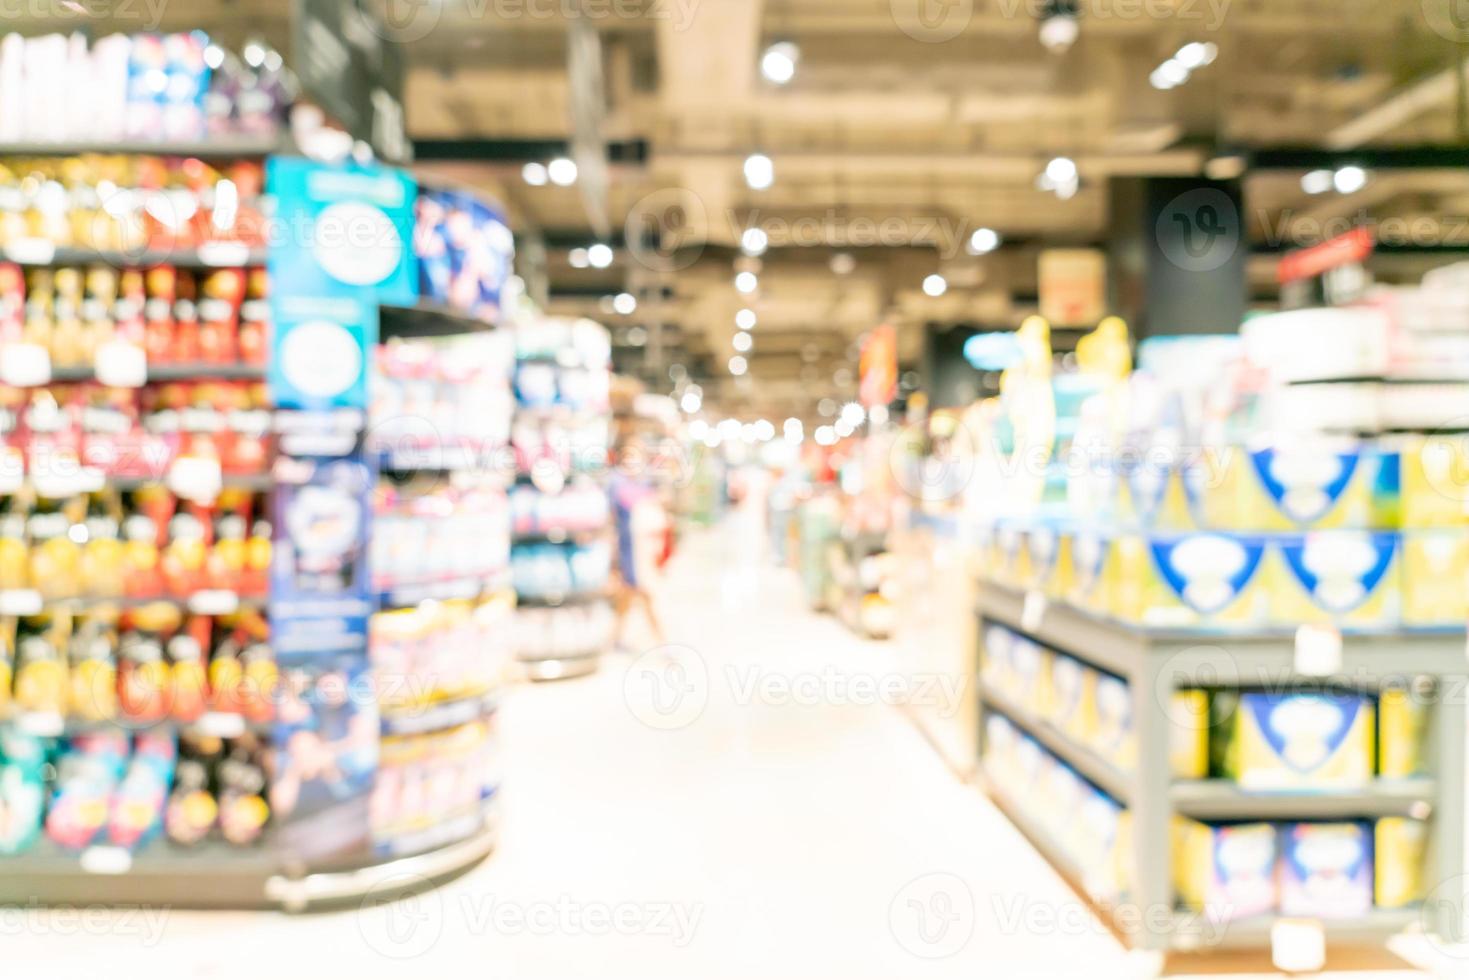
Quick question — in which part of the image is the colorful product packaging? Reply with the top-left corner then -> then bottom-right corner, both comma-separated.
1111,532 -> 1270,628
1048,654 -> 1096,744
1268,531 -> 1401,629
1382,435 -> 1469,529
1172,818 -> 1278,923
1065,527 -> 1113,614
1279,821 -> 1374,919
1399,530 -> 1469,628
1374,817 -> 1428,909
1224,692 -> 1375,789
1200,441 -> 1379,531
1378,686 -> 1429,778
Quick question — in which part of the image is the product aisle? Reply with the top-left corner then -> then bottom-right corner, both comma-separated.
5,509 -> 1445,980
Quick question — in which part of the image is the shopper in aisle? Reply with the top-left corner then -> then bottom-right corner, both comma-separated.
609,434 -> 666,651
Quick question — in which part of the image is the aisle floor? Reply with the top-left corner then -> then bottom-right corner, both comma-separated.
7,509 -> 1456,979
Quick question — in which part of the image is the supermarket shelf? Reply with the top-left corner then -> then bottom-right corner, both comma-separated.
979,684 -> 1131,803
0,134 -> 286,158
3,243 -> 267,269
976,582 -> 1467,685
380,691 -> 500,737
373,444 -> 494,473
109,472 -> 274,492
512,526 -> 607,544
372,798 -> 498,860
0,839 -> 280,908
47,363 -> 267,383
1170,779 -> 1435,821
375,573 -> 508,609
1186,907 -> 1421,952
515,590 -> 611,608
0,588 -> 266,616
520,651 -> 602,681
1,709 -> 269,739
380,301 -> 496,339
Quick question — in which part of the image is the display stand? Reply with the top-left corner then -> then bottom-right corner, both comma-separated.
975,580 -> 1467,955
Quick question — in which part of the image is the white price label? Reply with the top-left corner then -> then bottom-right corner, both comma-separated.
1270,919 -> 1325,974
197,241 -> 251,267
4,237 -> 56,265
188,589 -> 240,615
167,456 -> 223,502
15,711 -> 63,737
0,342 -> 51,387
80,846 -> 133,876
95,340 -> 148,387
0,448 -> 23,494
1021,590 -> 1048,633
30,466 -> 105,498
0,589 -> 43,616
196,711 -> 246,738
1294,625 -> 1343,677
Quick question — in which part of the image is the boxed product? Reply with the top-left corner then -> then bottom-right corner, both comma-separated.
1008,634 -> 1051,717
1170,689 -> 1210,779
1199,441 -> 1380,531
1378,686 -> 1429,778
1025,524 -> 1072,597
1111,532 -> 1270,628
1374,817 -> 1428,909
1383,435 -> 1469,529
1223,692 -> 1375,789
1279,821 -> 1373,919
1115,456 -> 1197,531
1399,530 -> 1469,628
1048,654 -> 1096,744
1077,788 -> 1126,902
1173,818 -> 1278,923
1268,531 -> 1401,629
1065,527 -> 1113,614
980,621 -> 1013,693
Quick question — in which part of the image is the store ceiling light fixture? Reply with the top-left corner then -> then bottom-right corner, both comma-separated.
732,331 -> 753,352
547,157 -> 578,186
744,153 -> 775,191
735,308 -> 757,331
1037,0 -> 1079,54
522,162 -> 548,186
1036,156 -> 1080,199
754,419 -> 776,442
1333,165 -> 1369,194
1149,41 -> 1217,90
612,292 -> 637,315
741,227 -> 769,256
587,243 -> 614,268
829,251 -> 856,275
734,271 -> 759,294
922,274 -> 947,297
681,391 -> 702,414
760,41 -> 799,85
568,247 -> 590,269
814,425 -> 837,446
728,355 -> 748,376
968,227 -> 1001,255
1301,169 -> 1335,195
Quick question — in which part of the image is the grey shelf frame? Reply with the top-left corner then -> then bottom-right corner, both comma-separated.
975,581 -> 1467,954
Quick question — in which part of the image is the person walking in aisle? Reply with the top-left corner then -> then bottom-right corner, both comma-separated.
609,434 -> 666,651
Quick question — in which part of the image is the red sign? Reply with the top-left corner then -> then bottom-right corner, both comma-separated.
1277,227 -> 1374,283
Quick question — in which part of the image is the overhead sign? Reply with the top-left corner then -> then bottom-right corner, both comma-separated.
860,324 -> 898,407
293,0 -> 410,163
1038,248 -> 1107,327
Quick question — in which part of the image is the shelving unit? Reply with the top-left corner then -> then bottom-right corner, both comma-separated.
975,580 -> 1467,954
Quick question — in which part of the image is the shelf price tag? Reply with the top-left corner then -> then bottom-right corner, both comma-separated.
197,241 -> 251,267
0,342 -> 51,387
1021,590 -> 1048,633
15,711 -> 63,737
196,711 -> 246,738
1294,625 -> 1342,677
95,340 -> 148,388
1270,919 -> 1325,973
0,589 -> 43,616
188,589 -> 240,615
168,456 -> 223,503
3,237 -> 56,265
80,846 -> 133,876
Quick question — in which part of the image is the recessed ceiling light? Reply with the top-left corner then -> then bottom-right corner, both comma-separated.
734,271 -> 759,294
626,325 -> 648,346
922,274 -> 947,297
744,153 -> 774,191
587,243 -> 614,268
735,308 -> 757,331
741,227 -> 769,255
829,252 -> 856,275
732,331 -> 753,352
1333,165 -> 1368,194
1300,169 -> 1334,194
568,247 -> 589,268
1045,157 -> 1078,185
760,41 -> 799,85
613,292 -> 636,315
547,157 -> 578,186
728,355 -> 748,376
522,162 -> 548,186
969,228 -> 1001,254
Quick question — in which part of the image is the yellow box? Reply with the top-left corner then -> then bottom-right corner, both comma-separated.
1025,525 -> 1073,598
1066,528 -> 1113,614
1116,459 -> 1197,530
1202,441 -> 1378,531
1226,692 -> 1375,789
1379,687 -> 1429,778
1172,818 -> 1278,922
1390,435 -> 1469,529
1170,690 -> 1210,779
1048,654 -> 1096,744
1375,817 -> 1429,909
1008,634 -> 1053,718
1110,532 -> 1270,628
1401,530 -> 1469,628
1267,531 -> 1400,629
1093,672 -> 1134,770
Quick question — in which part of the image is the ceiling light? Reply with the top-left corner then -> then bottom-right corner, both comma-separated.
1176,42 -> 1211,69
547,157 -> 578,186
613,292 -> 636,315
760,41 -> 798,85
840,402 -> 865,426
626,325 -> 648,346
204,45 -> 225,70
568,247 -> 590,268
818,398 -> 837,417
1045,157 -> 1078,185
922,274 -> 947,297
1333,165 -> 1368,194
718,419 -> 741,439
744,153 -> 774,190
829,252 -> 856,275
741,227 -> 768,255
734,271 -> 759,294
815,425 -> 836,446
522,162 -> 548,186
1300,169 -> 1334,195
681,391 -> 702,414
1149,66 -> 1179,90
1038,12 -> 1079,53
735,308 -> 757,331
1157,59 -> 1189,88
835,418 -> 855,437
754,419 -> 775,441
728,355 -> 748,376
689,419 -> 708,438
969,227 -> 1001,254
243,42 -> 266,67
587,243 -> 614,268
784,417 -> 803,439
669,363 -> 687,382
732,331 -> 753,352
740,423 -> 759,444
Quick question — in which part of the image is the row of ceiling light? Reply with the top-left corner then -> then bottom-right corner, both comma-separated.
1149,41 -> 1219,91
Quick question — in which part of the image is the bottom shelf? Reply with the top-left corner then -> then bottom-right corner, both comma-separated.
983,765 -> 1424,953
520,652 -> 602,681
